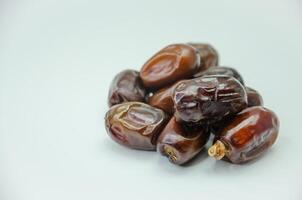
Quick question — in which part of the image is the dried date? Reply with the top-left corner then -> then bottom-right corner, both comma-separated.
140,44 -> 200,89
105,102 -> 167,150
208,106 -> 279,164
108,70 -> 146,107
174,75 -> 248,123
157,117 -> 210,165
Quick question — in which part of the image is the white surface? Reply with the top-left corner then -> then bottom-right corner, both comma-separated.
1,0 -> 302,200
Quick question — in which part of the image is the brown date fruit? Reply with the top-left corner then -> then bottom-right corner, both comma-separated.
157,117 -> 210,165
148,81 -> 180,115
194,66 -> 245,85
105,102 -> 167,150
208,106 -> 279,164
140,44 -> 200,89
246,87 -> 263,107
108,70 -> 146,107
174,75 -> 248,123
188,43 -> 219,72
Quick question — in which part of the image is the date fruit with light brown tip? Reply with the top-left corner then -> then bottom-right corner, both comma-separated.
208,106 -> 279,164
140,44 -> 200,89
105,102 -> 168,150
157,117 -> 210,165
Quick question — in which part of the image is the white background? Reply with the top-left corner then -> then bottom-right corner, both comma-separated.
1,0 -> 302,199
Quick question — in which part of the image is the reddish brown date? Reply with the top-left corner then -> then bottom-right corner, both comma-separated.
173,75 -> 248,123
148,81 -> 180,115
105,102 -> 167,150
108,70 -> 146,107
157,117 -> 210,165
189,43 -> 219,72
194,66 -> 245,85
246,87 -> 263,107
140,44 -> 200,89
208,106 -> 279,164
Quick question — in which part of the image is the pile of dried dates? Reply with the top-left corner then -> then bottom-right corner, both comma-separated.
105,43 -> 279,165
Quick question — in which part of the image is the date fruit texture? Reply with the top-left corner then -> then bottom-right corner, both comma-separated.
148,81 -> 180,115
104,42 -> 280,166
194,66 -> 245,85
189,43 -> 219,72
108,70 -> 146,107
105,102 -> 167,150
208,106 -> 279,164
174,75 -> 248,123
246,87 -> 263,107
140,44 -> 200,89
157,117 -> 210,165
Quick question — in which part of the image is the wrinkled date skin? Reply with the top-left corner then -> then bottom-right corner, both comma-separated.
188,43 -> 219,72
157,117 -> 210,165
108,70 -> 146,107
148,81 -> 180,115
105,102 -> 167,150
140,44 -> 200,89
174,75 -> 248,123
210,106 -> 279,164
246,87 -> 263,107
194,66 -> 245,85
210,87 -> 263,135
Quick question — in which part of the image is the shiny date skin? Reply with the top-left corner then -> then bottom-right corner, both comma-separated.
194,66 -> 245,85
208,106 -> 279,164
157,117 -> 210,165
188,43 -> 219,72
210,87 -> 263,135
174,75 -> 248,124
108,70 -> 146,107
246,87 -> 263,107
149,66 -> 245,115
140,44 -> 200,89
148,81 -> 180,115
105,102 -> 167,150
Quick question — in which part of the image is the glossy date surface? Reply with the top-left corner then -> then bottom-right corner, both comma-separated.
105,102 -> 167,150
140,44 -> 200,89
148,81 -> 180,115
173,75 -> 248,123
194,66 -> 245,85
157,117 -> 210,165
189,43 -> 219,72
108,70 -> 146,107
210,106 -> 279,164
246,87 -> 263,107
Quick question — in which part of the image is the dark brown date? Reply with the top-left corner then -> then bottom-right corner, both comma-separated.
188,43 -> 219,72
194,66 -> 245,85
246,87 -> 263,107
108,70 -> 146,107
140,44 -> 200,89
173,75 -> 248,123
157,117 -> 210,165
105,102 -> 167,150
208,106 -> 279,164
148,81 -> 180,115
